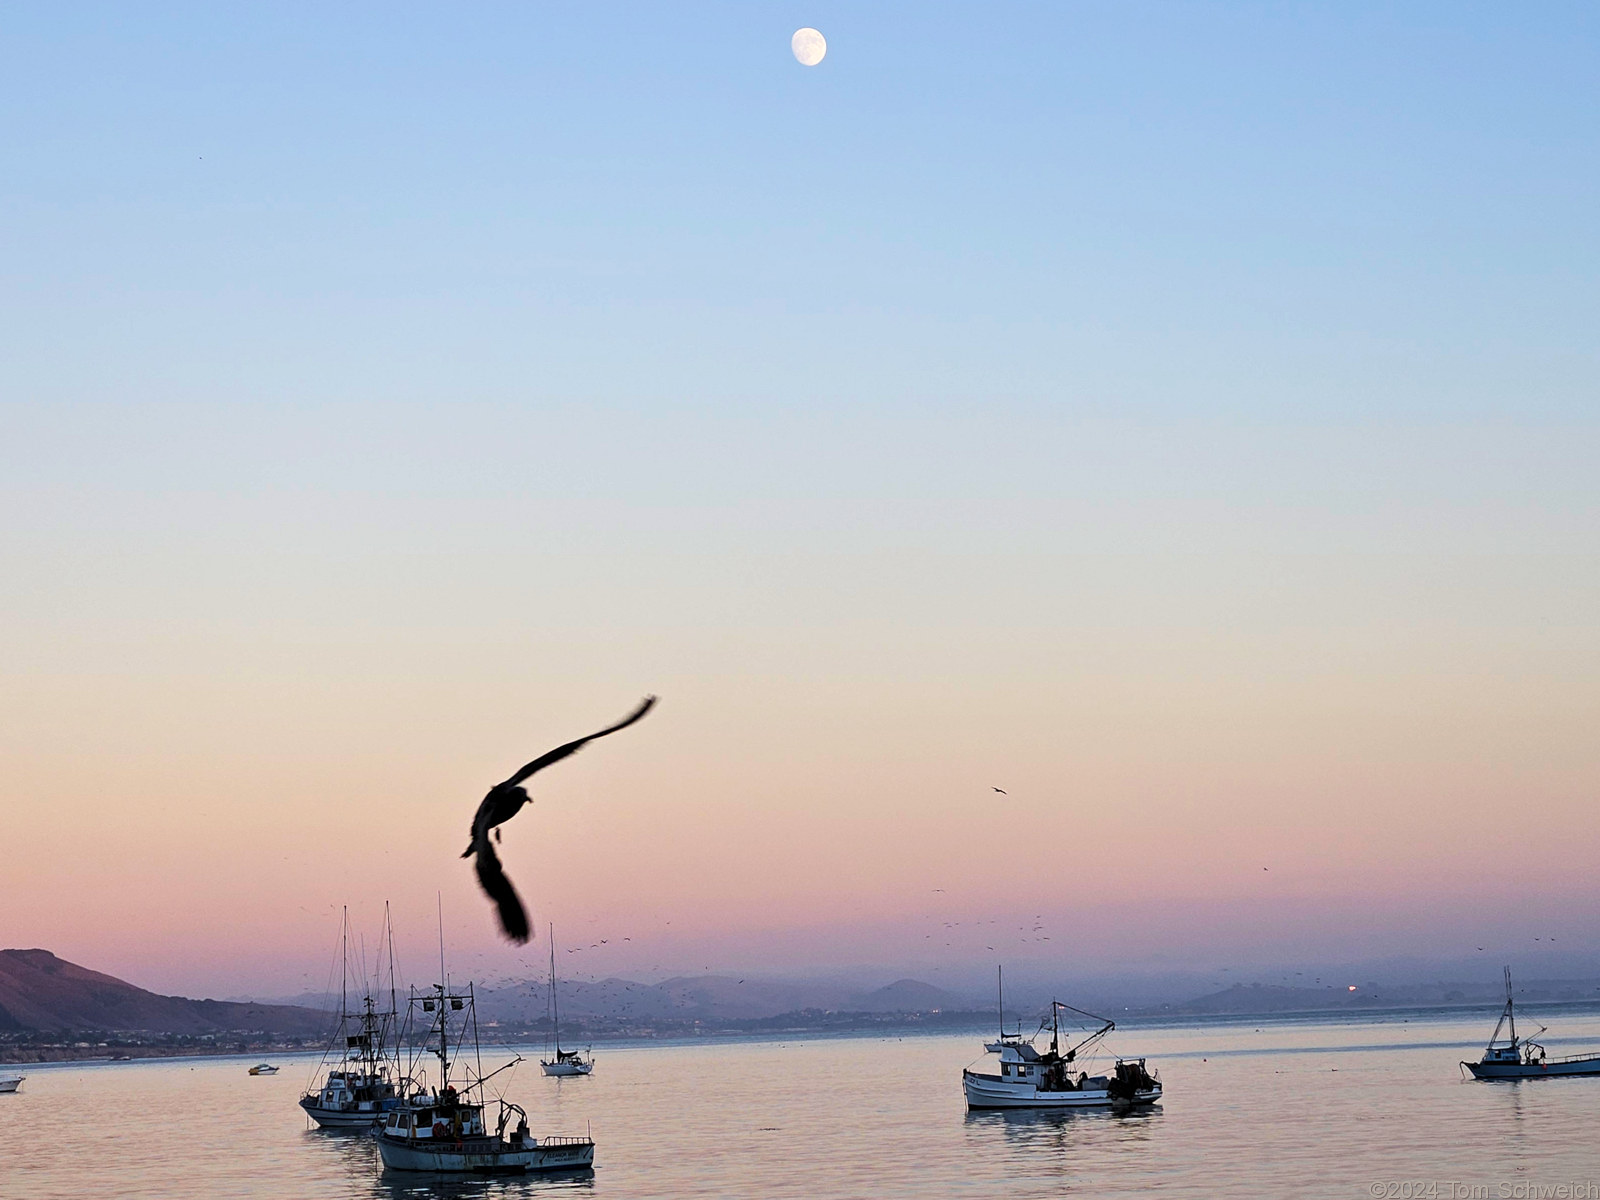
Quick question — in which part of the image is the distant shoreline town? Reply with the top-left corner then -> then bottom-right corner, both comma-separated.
8,946 -> 1600,1066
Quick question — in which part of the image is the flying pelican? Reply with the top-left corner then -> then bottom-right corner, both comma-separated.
463,696 -> 656,942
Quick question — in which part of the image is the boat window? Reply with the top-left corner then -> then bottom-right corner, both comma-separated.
1000,1063 -> 1010,1076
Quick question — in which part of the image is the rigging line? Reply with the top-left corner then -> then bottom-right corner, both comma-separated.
306,911 -> 349,1094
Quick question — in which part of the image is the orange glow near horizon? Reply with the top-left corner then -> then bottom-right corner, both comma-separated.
4,411 -> 1598,998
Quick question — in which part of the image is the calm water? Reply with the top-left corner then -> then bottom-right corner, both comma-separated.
6,1010 -> 1600,1199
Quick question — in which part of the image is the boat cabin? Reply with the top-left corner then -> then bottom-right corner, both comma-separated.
385,1098 -> 489,1142
989,1041 -> 1112,1092
313,1069 -> 396,1111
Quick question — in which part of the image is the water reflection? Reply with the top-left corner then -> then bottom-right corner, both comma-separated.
296,1125 -> 596,1198
964,1103 -> 1164,1152
368,1170 -> 595,1199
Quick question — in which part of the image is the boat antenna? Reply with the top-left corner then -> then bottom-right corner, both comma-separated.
437,891 -> 447,988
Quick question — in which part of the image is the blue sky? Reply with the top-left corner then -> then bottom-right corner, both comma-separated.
3,2 -> 1596,415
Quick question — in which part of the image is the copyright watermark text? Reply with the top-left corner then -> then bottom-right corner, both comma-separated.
1369,1184 -> 1600,1200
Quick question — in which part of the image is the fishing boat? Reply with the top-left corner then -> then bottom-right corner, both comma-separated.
541,927 -> 593,1077
248,1063 -> 279,1076
1462,967 -> 1600,1080
299,906 -> 405,1128
376,978 -> 595,1174
963,977 -> 1162,1110
0,1075 -> 24,1094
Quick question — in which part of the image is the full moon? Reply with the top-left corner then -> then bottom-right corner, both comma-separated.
791,27 -> 826,67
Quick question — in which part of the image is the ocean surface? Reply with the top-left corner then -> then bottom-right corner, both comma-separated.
7,1008 -> 1600,1200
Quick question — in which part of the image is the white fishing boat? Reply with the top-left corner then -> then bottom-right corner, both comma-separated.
0,1075 -> 24,1094
1462,967 -> 1600,1081
540,927 -> 593,1078
377,979 -> 594,1174
963,972 -> 1162,1110
248,1063 -> 279,1076
299,906 -> 405,1128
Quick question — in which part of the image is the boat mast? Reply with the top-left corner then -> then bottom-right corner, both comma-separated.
1505,965 -> 1517,1046
435,893 -> 451,1089
550,924 -> 562,1055
340,906 -> 349,1039
997,966 -> 1003,1042
437,984 -> 451,1088
386,900 -> 398,1025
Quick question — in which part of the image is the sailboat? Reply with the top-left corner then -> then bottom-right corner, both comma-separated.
299,906 -> 405,1128
375,973 -> 594,1173
541,926 -> 594,1077
984,966 -> 1030,1054
1462,966 -> 1600,1080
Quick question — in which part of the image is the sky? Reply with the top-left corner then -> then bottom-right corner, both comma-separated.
2,2 -> 1597,1000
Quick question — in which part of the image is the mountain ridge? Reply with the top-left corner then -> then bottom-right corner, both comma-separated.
0,948 -> 331,1035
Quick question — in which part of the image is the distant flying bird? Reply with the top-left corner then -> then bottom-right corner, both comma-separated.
992,787 -> 1007,794
463,695 -> 656,942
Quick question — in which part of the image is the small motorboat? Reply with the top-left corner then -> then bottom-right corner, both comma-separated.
248,1063 -> 280,1076
1462,967 -> 1600,1080
0,1075 -> 24,1094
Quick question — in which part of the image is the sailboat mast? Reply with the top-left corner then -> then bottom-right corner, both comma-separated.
997,966 -> 1003,1041
386,900 -> 397,1021
550,924 -> 562,1053
340,906 -> 349,1026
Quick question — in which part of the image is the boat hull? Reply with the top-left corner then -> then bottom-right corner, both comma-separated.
376,1134 -> 594,1174
540,1061 -> 592,1077
300,1096 -> 398,1128
1463,1056 -> 1600,1080
0,1078 -> 23,1095
963,1070 -> 1161,1110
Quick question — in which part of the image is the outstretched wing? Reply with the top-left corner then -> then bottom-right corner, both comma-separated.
471,832 -> 530,943
498,695 -> 657,788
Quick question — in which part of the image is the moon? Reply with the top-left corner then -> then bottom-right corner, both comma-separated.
791,27 -> 826,67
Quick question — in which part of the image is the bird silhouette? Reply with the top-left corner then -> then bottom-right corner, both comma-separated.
992,787 -> 1007,794
463,695 -> 656,942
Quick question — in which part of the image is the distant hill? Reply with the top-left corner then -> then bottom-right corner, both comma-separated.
0,949 -> 332,1035
468,973 -> 969,1025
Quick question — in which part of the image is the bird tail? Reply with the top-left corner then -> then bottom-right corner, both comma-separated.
471,834 -> 531,943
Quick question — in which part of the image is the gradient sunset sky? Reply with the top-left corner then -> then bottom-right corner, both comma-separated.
3,3 -> 1598,999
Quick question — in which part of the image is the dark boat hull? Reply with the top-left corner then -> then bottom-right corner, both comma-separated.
1463,1056 -> 1600,1080
376,1133 -> 594,1173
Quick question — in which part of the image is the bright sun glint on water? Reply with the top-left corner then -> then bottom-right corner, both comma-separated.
791,27 -> 826,66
